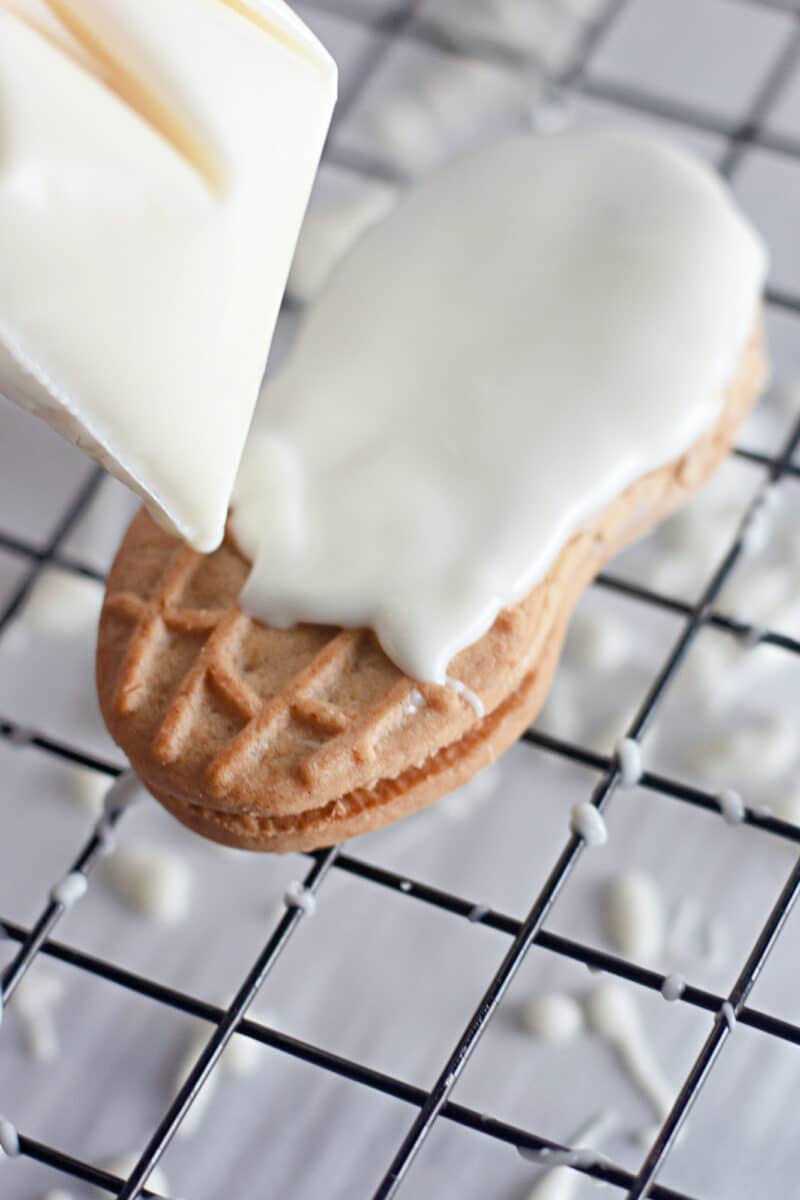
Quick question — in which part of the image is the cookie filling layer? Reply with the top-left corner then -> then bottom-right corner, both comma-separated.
0,0 -> 336,552
231,127 -> 767,683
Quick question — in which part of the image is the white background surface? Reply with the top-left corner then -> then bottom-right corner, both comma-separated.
3,1 -> 800,1198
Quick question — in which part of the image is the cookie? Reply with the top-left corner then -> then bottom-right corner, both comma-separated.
96,324 -> 765,852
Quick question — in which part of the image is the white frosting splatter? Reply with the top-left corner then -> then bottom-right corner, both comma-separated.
50,872 -> 87,910
67,766 -> 108,817
0,1117 -> 19,1157
717,788 -> 745,826
660,974 -> 686,1003
284,881 -> 317,915
521,992 -> 584,1043
569,802 -> 608,847
585,983 -> 673,1122
522,1111 -> 619,1200
10,968 -> 64,1063
100,842 -> 191,925
615,738 -> 643,789
445,677 -> 485,719
721,1000 -> 737,1033
604,871 -> 664,961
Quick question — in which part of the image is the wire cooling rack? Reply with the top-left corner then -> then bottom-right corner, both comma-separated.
3,1 -> 800,1197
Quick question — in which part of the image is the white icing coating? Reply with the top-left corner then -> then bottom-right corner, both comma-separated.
232,128 -> 764,684
721,1000 -> 737,1034
50,871 -> 87,909
521,992 -> 584,1043
569,801 -> 608,847
0,0 -> 336,553
604,870 -> 664,961
288,176 -> 398,304
100,842 -> 191,925
585,983 -> 673,1122
615,738 -> 643,789
0,1117 -> 19,1157
445,677 -> 485,718
10,968 -> 64,1063
404,687 -> 426,716
660,974 -> 686,1003
718,788 -> 745,826
284,880 -> 317,915
520,1146 -> 599,1168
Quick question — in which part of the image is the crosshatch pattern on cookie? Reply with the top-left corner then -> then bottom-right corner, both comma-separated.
100,526 -> 479,809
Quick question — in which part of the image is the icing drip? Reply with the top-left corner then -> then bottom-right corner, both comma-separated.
284,881 -> 317,915
585,983 -> 674,1123
50,871 -> 87,909
521,992 -> 584,1043
615,738 -> 643,788
569,801 -> 608,847
604,870 -> 664,961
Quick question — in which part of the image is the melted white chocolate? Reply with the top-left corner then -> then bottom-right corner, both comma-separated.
0,0 -> 336,552
232,129 -> 766,683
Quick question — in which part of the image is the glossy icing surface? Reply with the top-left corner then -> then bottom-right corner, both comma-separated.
231,128 -> 766,682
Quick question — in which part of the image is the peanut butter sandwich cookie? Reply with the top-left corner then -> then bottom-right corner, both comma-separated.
97,129 -> 768,852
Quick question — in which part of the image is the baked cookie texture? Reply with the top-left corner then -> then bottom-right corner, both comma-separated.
97,327 -> 765,852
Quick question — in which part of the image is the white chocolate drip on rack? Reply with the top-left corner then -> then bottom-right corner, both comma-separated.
232,128 -> 765,683
585,982 -> 674,1123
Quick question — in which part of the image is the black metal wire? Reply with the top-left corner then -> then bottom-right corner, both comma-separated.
4,0 -> 800,1197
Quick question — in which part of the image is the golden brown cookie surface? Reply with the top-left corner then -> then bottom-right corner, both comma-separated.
97,326 -> 765,851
